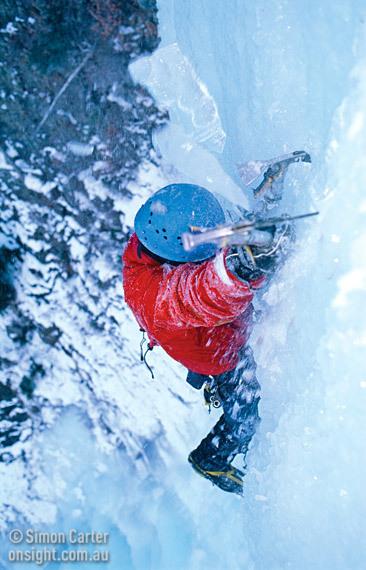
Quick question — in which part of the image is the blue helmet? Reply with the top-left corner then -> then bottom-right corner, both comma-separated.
134,184 -> 225,262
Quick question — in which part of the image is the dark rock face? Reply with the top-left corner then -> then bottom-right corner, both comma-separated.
0,248 -> 18,310
0,0 -> 167,463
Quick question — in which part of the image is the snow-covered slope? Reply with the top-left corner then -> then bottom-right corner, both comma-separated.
1,1 -> 366,569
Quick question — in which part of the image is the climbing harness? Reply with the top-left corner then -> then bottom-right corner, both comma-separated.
203,377 -> 222,413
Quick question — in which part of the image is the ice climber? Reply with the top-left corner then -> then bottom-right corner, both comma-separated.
122,153 -> 309,495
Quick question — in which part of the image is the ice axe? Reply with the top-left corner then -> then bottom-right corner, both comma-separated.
181,211 -> 319,251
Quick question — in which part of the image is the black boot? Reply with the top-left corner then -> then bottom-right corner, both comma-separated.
188,451 -> 245,496
188,442 -> 245,496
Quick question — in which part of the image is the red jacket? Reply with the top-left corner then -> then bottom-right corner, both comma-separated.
122,233 -> 262,375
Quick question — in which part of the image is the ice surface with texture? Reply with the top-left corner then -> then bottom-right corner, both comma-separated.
2,1 -> 366,569
127,2 -> 366,568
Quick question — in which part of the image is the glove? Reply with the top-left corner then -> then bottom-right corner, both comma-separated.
251,222 -> 296,273
225,245 -> 264,283
226,221 -> 295,281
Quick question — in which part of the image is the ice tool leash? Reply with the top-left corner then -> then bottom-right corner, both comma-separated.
139,328 -> 155,379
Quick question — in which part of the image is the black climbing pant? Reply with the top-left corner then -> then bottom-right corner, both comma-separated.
188,346 -> 261,470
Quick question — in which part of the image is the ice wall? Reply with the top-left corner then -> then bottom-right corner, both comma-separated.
129,1 -> 366,569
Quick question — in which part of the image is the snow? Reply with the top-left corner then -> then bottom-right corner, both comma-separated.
115,160 -> 169,229
0,150 -> 12,170
66,141 -> 95,157
42,146 -> 66,162
24,173 -> 56,194
0,22 -> 17,35
77,169 -> 109,201
1,1 -> 366,569
107,84 -> 133,111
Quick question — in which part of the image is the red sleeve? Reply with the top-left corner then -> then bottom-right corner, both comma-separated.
123,233 -> 258,330
154,250 -> 255,329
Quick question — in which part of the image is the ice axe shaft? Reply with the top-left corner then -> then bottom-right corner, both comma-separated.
182,211 -> 319,251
